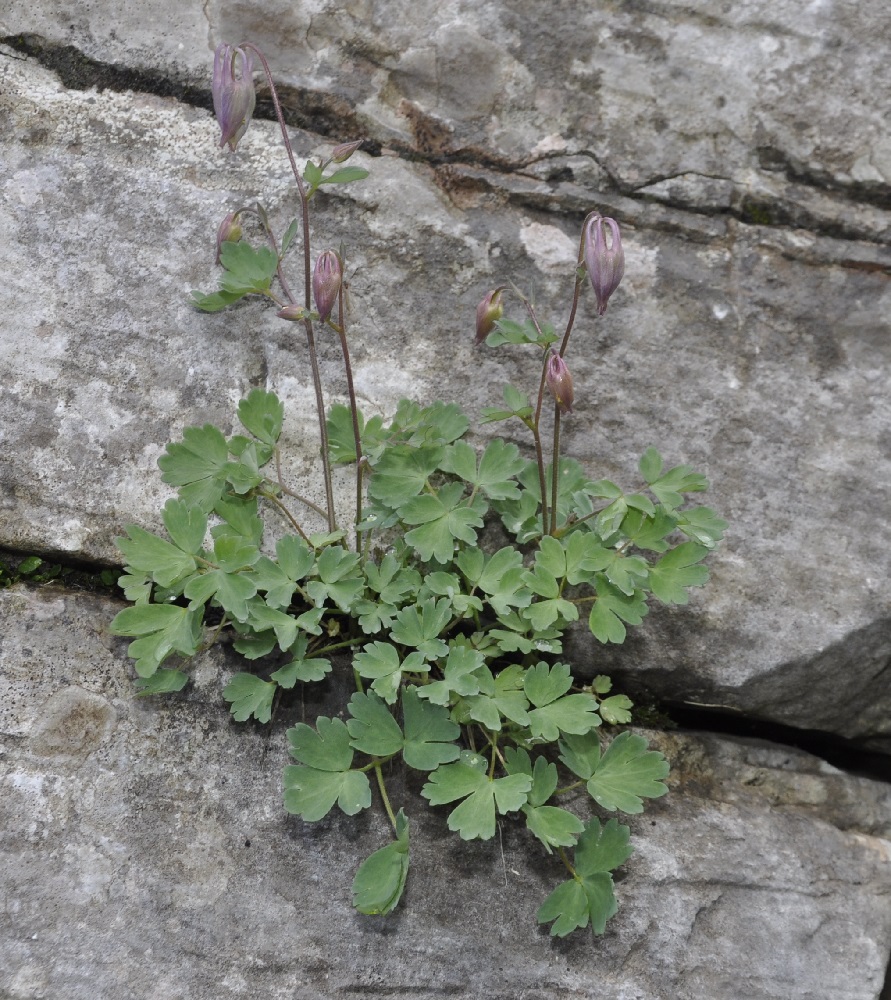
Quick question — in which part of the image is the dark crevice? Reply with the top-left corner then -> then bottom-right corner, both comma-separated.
0,546 -> 120,596
3,33 -> 213,110
5,33 -> 891,248
664,701 -> 891,784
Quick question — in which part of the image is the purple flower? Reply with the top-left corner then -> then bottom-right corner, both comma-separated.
313,250 -> 343,323
546,351 -> 574,414
214,210 -> 243,265
330,139 -> 364,163
475,287 -> 505,346
212,44 -> 256,152
584,215 -> 625,315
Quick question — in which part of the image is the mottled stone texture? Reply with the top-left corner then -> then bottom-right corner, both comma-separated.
2,587 -> 890,1000
1,1 -> 891,994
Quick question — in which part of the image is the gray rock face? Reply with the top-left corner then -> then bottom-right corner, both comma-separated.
1,3 -> 891,994
3,33 -> 891,743
2,586 -> 890,1000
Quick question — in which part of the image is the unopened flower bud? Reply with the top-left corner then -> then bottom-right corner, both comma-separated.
277,304 -> 308,322
475,286 -> 505,345
546,351 -> 574,414
313,250 -> 343,323
584,215 -> 625,315
330,139 -> 364,163
214,210 -> 243,265
212,44 -> 256,152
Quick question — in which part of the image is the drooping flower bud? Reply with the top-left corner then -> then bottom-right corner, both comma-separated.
214,210 -> 243,265
330,139 -> 364,163
475,286 -> 505,346
212,44 -> 256,152
312,250 -> 343,323
583,215 -> 625,315
277,304 -> 308,322
546,351 -> 574,414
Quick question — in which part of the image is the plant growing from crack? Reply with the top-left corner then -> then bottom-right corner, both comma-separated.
109,41 -> 726,937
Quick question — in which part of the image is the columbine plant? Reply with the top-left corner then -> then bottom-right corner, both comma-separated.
110,42 -> 726,937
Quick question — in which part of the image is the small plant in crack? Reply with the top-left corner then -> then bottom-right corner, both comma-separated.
109,41 -> 726,937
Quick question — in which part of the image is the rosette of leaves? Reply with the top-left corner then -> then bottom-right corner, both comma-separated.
110,389 -> 723,935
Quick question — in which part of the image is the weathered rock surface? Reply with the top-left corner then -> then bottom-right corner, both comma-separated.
2,35 -> 890,744
1,585 -> 890,1000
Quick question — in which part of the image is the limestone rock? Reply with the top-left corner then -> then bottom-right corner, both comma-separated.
1,586 -> 890,999
1,8 -> 890,743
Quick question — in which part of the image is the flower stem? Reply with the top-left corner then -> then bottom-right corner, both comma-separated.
333,282 -> 364,548
257,489 -> 310,542
243,42 -> 336,531
550,402 -> 561,536
374,762 -> 398,832
558,209 -> 601,358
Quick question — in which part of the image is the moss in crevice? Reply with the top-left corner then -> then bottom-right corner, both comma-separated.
0,549 -> 120,595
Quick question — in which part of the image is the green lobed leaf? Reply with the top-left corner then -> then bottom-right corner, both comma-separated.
271,655 -> 332,687
346,690 -> 404,757
160,499 -> 208,555
587,580 -> 648,644
647,463 -> 708,510
585,731 -> 669,814
537,873 -> 618,937
109,603 -> 203,677
218,241 -> 279,295
306,546 -> 364,612
115,526 -> 197,589
599,694 -> 633,725
575,817 -> 634,875
183,567 -> 258,622
222,673 -> 277,723
675,506 -> 727,548
134,668 -> 189,696
287,717 -> 354,770
354,641 -> 428,704
523,805 -> 585,853
647,542 -> 710,605
527,694 -> 602,742
367,445 -> 443,509
639,446 -> 663,483
158,424 -> 230,511
417,644 -> 485,706
401,687 -> 461,770
190,289 -> 246,312
237,389 -> 284,446
283,765 -> 371,821
421,755 -> 532,840
390,599 -> 451,660
399,482 -> 486,564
